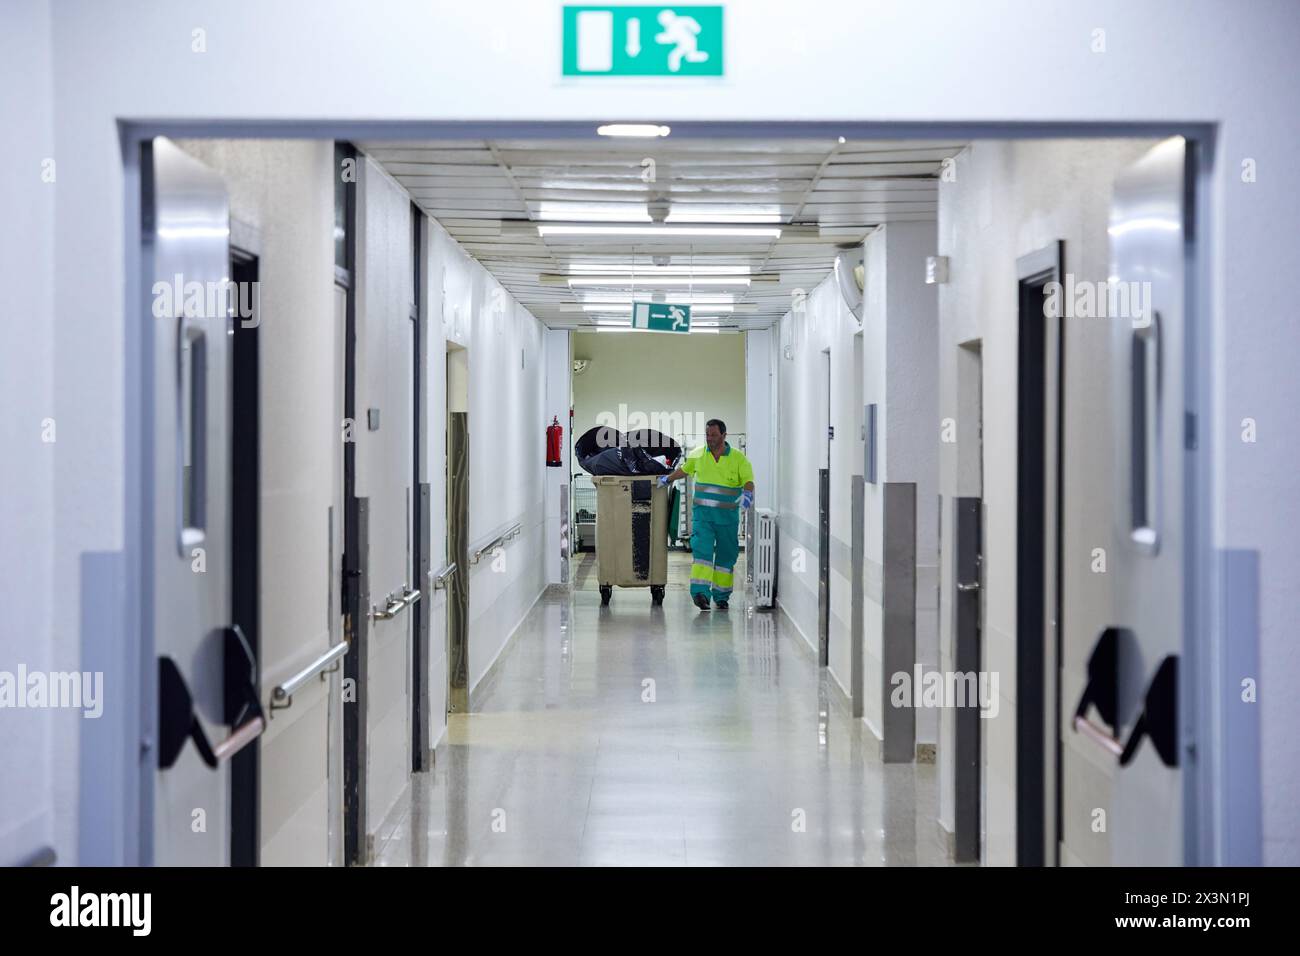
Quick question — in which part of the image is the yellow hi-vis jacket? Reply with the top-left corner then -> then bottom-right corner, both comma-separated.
682,442 -> 754,511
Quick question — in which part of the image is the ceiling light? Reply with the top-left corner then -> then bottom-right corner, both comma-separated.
573,293 -> 739,304
538,224 -> 782,239
567,264 -> 753,276
568,276 -> 751,287
579,304 -> 737,314
597,124 -> 671,138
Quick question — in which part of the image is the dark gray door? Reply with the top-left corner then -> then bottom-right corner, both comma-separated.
953,496 -> 983,862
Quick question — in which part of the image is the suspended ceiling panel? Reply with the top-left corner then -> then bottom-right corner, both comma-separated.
360,137 -> 964,330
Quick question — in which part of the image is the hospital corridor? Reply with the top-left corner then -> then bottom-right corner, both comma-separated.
2,3 -> 1298,927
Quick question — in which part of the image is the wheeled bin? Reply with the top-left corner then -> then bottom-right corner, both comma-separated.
593,475 -> 669,605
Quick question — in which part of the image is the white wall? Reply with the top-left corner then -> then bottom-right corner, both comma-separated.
744,329 -> 777,510
354,157 -> 418,843
934,139 -> 1158,865
0,0 -> 56,867
6,0 -> 1298,865
173,139 -> 338,866
543,330 -> 571,585
880,222 -> 940,746
776,276 -> 860,697
778,223 -> 939,744
855,222 -> 941,745
571,331 -> 746,451
424,220 -> 548,701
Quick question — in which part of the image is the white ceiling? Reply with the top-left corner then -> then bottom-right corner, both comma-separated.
360,137 -> 965,330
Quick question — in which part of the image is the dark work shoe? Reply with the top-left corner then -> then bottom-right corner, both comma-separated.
693,593 -> 711,611
715,600 -> 729,610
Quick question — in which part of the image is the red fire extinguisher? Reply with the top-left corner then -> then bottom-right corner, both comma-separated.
546,416 -> 563,467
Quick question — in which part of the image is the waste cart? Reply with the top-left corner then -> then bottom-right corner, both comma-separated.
593,475 -> 670,606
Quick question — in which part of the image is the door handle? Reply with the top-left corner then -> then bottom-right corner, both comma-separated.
1118,655 -> 1179,767
1072,627 -> 1178,767
370,586 -> 420,621
1072,626 -> 1124,753
956,581 -> 981,592
159,625 -> 265,770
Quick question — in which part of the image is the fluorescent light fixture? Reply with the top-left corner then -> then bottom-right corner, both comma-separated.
538,224 -> 782,239
568,264 -> 753,276
664,213 -> 784,224
593,317 -> 631,326
574,293 -> 738,304
597,124 -> 671,138
568,276 -> 751,287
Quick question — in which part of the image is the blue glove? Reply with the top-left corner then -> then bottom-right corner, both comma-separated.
657,474 -> 671,487
740,489 -> 754,509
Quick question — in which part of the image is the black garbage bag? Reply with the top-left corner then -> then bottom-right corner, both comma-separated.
574,426 -> 681,476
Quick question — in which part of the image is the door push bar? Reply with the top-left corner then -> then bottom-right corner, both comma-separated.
370,586 -> 421,621
1072,626 -> 1179,767
159,624 -> 265,770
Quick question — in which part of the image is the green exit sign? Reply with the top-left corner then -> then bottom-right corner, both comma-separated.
563,6 -> 724,76
632,302 -> 692,332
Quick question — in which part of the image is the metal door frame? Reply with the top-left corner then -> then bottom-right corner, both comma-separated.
410,205 -> 432,771
115,119 -> 1223,866
1014,241 -> 1064,866
228,245 -> 261,867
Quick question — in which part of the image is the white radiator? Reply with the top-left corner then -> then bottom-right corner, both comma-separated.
751,507 -> 778,608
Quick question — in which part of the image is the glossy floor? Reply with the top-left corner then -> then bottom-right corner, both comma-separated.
373,571 -> 954,866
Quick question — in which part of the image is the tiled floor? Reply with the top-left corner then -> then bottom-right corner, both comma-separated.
372,569 -> 953,866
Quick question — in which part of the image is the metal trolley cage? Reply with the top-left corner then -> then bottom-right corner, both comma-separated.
571,472 -> 597,552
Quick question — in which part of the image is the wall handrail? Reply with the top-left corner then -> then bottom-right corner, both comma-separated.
429,562 -> 458,589
270,641 -> 349,716
469,521 -> 522,565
